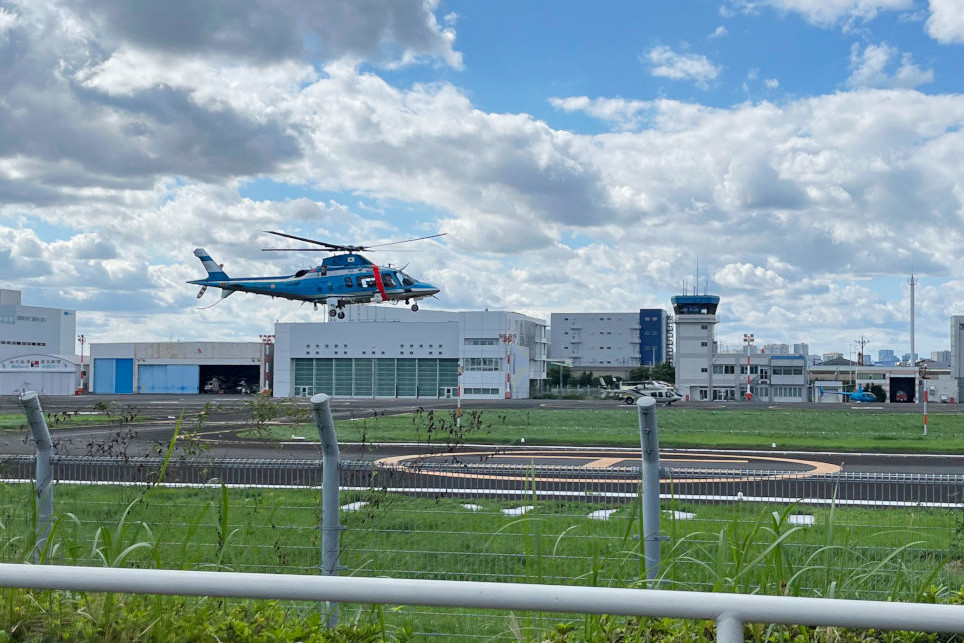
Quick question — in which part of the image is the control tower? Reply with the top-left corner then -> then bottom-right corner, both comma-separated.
671,294 -> 720,402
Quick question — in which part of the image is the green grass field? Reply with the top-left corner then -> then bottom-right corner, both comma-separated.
251,406 -> 963,453
0,479 -> 962,640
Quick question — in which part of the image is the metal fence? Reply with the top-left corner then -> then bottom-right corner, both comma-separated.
1,452 -> 963,638
0,454 -> 961,588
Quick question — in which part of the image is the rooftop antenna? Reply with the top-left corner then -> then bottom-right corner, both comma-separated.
695,254 -> 700,296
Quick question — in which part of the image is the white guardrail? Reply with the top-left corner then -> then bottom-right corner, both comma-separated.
1,564 -> 963,642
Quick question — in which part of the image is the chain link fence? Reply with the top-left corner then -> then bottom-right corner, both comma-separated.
0,455 -> 960,593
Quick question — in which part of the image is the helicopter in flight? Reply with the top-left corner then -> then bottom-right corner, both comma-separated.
189,231 -> 443,319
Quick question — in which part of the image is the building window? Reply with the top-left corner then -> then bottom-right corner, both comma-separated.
464,357 -> 501,371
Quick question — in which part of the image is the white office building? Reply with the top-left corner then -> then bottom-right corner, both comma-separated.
549,309 -> 671,377
0,289 -> 79,395
274,309 -> 547,399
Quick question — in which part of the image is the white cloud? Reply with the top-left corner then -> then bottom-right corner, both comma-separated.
710,26 -> 728,38
728,0 -> 912,28
4,0 -> 964,355
642,46 -> 721,89
847,42 -> 934,88
926,0 -> 964,43
0,7 -> 17,40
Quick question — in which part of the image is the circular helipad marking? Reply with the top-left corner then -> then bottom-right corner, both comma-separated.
373,449 -> 841,484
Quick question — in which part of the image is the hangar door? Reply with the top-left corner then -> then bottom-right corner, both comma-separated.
138,364 -> 200,394
93,358 -> 134,394
890,376 -> 916,403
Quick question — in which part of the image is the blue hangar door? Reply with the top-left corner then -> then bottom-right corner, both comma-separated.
92,358 -> 134,394
137,365 -> 200,394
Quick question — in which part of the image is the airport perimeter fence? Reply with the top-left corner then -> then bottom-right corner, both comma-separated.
0,454 -> 962,601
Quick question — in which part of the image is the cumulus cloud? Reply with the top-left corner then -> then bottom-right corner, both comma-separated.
642,46 -> 721,89
3,0 -> 964,354
847,42 -> 934,88
926,0 -> 964,43
70,0 -> 462,68
727,0 -> 913,28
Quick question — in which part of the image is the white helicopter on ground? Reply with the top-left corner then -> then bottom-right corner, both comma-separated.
601,379 -> 683,405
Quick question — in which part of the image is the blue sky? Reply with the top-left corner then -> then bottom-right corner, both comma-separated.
2,0 -> 964,360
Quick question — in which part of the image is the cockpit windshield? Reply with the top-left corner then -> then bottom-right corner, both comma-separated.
398,271 -> 416,287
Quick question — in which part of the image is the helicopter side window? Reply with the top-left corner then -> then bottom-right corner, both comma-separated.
344,277 -> 353,288
357,276 -> 377,288
381,273 -> 397,287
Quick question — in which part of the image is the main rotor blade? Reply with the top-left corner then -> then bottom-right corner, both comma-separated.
263,230 -> 355,251
365,232 -> 447,249
261,248 -> 330,252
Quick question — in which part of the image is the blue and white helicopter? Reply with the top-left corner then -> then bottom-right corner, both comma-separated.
818,385 -> 877,403
189,231 -> 442,319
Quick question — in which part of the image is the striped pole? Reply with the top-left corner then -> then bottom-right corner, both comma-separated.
923,389 -> 928,436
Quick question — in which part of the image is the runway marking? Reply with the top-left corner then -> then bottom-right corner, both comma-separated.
373,449 -> 842,484
583,458 -> 626,468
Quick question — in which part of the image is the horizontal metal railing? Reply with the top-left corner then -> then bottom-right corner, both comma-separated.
0,563 -> 962,643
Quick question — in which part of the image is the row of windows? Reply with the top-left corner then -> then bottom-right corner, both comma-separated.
464,387 -> 500,395
562,317 -> 615,321
0,340 -> 47,346
305,343 -> 443,349
773,386 -> 804,398
464,338 -> 497,345
464,357 -> 501,371
772,366 -> 804,376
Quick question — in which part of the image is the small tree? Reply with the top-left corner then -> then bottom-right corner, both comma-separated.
628,365 -> 652,381
546,363 -> 571,389
652,361 -> 675,383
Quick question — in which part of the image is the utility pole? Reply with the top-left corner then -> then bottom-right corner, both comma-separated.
854,336 -> 870,391
909,274 -> 918,367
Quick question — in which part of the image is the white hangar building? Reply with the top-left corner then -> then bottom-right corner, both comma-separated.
0,289 -> 80,395
89,342 -> 262,394
273,308 -> 547,399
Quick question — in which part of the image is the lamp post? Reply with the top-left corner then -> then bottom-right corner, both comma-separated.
546,360 -> 569,394
743,333 -> 754,401
259,334 -> 275,394
77,334 -> 86,393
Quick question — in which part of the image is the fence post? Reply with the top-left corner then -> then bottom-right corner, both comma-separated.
311,393 -> 340,628
19,392 -> 53,563
716,612 -> 744,643
636,396 -> 661,583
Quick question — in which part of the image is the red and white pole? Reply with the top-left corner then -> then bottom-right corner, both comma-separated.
923,389 -> 928,436
456,361 -> 463,428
